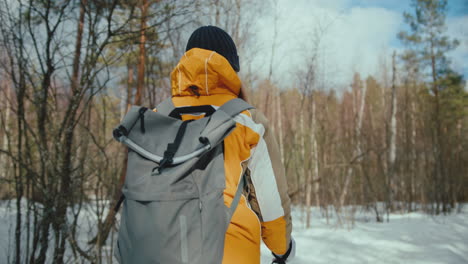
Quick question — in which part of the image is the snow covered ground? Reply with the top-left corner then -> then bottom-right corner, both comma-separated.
261,207 -> 468,264
1,200 -> 467,263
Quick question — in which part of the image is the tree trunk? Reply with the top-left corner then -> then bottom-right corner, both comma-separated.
214,0 -> 220,26
14,17 -> 27,264
311,98 -> 320,208
53,1 -> 87,262
300,102 -> 310,227
127,64 -> 134,112
0,79 -> 10,179
387,51 -> 397,217
306,96 -> 320,228
268,0 -> 278,82
71,0 -> 85,95
135,0 -> 148,106
90,0 -> 148,247
120,64 -> 132,119
430,41 -> 446,214
276,88 -> 284,164
305,169 -> 312,228
340,82 -> 367,208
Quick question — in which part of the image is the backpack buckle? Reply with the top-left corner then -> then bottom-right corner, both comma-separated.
152,120 -> 191,175
113,126 -> 128,142
160,156 -> 173,168
153,155 -> 173,175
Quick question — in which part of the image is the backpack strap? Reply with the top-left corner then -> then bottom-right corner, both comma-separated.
159,98 -> 252,118
218,98 -> 254,117
221,99 -> 253,219
228,171 -> 246,218
156,98 -> 176,115
198,98 -> 254,148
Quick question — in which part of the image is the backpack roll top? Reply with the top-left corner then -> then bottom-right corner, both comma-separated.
114,106 -> 212,165
113,105 -> 243,165
112,104 -> 242,200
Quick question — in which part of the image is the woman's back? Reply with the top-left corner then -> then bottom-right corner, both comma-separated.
169,46 -> 292,263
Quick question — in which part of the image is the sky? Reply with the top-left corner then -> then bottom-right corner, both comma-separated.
250,0 -> 468,90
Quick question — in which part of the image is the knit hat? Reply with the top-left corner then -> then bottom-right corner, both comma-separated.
186,26 -> 240,72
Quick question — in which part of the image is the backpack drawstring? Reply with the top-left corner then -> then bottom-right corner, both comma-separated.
138,107 -> 148,133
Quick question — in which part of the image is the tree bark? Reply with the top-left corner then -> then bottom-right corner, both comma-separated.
90,0 -> 148,247
0,78 -> 10,179
135,0 -> 148,106
430,39 -> 446,214
53,1 -> 86,262
311,99 -> 320,208
276,89 -> 284,164
340,81 -> 367,208
387,51 -> 398,217
300,100 -> 310,227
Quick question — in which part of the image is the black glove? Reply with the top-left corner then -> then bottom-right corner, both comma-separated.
271,239 -> 294,264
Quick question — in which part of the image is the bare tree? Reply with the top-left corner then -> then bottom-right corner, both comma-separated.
386,51 -> 398,219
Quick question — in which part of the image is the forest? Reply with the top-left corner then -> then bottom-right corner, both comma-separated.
0,0 -> 467,263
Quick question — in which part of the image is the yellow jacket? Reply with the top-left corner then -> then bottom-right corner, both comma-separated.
169,48 -> 292,264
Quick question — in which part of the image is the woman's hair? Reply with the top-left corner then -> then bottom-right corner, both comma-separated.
238,85 -> 249,103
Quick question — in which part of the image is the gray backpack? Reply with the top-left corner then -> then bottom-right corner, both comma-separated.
112,98 -> 254,264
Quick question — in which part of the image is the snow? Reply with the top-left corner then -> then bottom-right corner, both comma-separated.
261,207 -> 468,264
1,200 -> 467,263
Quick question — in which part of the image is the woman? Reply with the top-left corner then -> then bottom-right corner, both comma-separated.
168,26 -> 295,264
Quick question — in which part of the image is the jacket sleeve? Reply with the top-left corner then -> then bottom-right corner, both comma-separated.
245,109 -> 292,255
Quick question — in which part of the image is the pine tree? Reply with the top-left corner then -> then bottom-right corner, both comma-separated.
398,0 -> 463,214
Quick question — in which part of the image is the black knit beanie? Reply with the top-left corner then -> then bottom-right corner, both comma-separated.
186,26 -> 240,72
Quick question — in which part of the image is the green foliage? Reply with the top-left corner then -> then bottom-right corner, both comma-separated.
398,0 -> 467,214
439,71 -> 468,122
398,0 -> 459,82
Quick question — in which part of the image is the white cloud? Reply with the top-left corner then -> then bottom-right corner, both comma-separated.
249,0 -> 467,90
325,6 -> 402,82
447,15 -> 468,77
251,0 -> 403,89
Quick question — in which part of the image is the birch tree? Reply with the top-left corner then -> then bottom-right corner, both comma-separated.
386,51 -> 398,218
339,74 -> 367,209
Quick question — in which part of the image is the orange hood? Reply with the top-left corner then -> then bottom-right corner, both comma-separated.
170,48 -> 241,98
